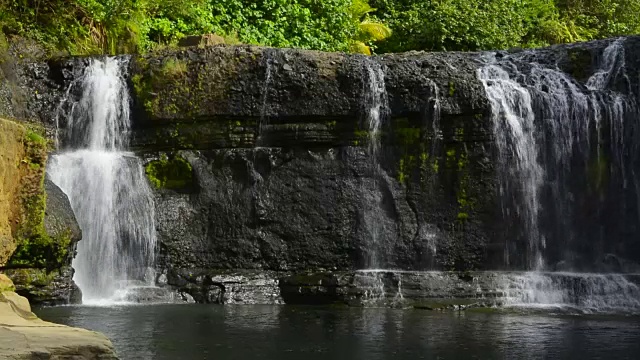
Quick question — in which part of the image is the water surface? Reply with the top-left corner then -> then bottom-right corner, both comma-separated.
36,305 -> 640,360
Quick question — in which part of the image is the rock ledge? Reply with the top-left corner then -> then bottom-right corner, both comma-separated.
0,274 -> 118,359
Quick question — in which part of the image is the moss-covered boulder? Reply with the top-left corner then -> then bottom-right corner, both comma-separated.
4,178 -> 83,305
0,274 -> 14,293
0,118 -> 82,305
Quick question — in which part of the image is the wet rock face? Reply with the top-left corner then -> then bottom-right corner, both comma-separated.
132,36 -> 640,285
152,146 -> 492,274
135,45 -> 498,276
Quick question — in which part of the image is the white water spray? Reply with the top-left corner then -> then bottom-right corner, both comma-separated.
48,58 -> 160,305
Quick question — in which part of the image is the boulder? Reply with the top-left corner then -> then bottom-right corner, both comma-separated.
178,34 -> 225,47
5,178 -> 82,305
0,276 -> 117,359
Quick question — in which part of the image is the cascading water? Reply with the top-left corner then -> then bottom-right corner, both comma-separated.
48,58 -> 163,305
479,38 -> 640,312
478,64 -> 544,269
361,59 -> 388,269
499,272 -> 640,313
479,38 -> 637,271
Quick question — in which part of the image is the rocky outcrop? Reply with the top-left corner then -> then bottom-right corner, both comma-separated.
3,178 -> 83,306
279,271 -> 640,311
0,36 -> 62,132
117,36 -> 640,302
6,34 -> 640,305
0,117 -> 81,305
159,268 -> 283,304
0,274 -> 117,359
128,44 -> 496,281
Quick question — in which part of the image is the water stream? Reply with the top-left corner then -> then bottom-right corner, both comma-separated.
361,59 -> 388,269
478,38 -> 638,271
47,58 -> 168,305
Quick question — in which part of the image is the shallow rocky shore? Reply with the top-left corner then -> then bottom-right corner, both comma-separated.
0,275 -> 117,359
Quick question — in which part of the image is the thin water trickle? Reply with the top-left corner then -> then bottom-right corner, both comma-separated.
257,52 -> 274,145
361,59 -> 388,269
48,58 -> 166,305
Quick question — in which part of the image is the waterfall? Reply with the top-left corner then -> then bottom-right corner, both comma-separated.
361,59 -> 388,269
479,64 -> 544,269
479,38 -> 638,271
48,58 -> 160,305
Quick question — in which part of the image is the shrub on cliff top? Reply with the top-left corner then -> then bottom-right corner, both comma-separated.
370,0 -> 640,52
0,0 -> 372,54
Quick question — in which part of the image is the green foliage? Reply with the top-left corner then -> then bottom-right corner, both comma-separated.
0,0 -> 372,54
145,154 -> 194,190
1,0 -> 638,54
370,0 -> 640,52
555,0 -> 640,41
349,0 -> 392,54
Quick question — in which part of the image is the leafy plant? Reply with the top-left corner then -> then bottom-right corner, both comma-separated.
349,0 -> 392,54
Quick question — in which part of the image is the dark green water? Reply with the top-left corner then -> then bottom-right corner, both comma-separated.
36,305 -> 640,360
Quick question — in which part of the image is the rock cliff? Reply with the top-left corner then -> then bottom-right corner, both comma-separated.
4,34 -> 640,305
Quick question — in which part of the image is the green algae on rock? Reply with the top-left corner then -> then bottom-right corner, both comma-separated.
145,154 -> 194,191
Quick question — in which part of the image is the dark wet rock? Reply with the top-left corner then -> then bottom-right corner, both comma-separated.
43,178 -> 82,254
2,267 -> 81,306
178,34 -> 225,47
162,268 -> 282,304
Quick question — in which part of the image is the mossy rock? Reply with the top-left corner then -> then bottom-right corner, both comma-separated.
0,275 -> 15,292
3,121 -> 77,271
145,154 -> 195,191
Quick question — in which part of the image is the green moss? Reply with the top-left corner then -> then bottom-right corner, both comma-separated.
9,126 -> 69,269
457,212 -> 469,220
446,148 -> 457,167
588,151 -> 608,194
431,159 -> 439,173
454,127 -> 464,142
145,154 -> 194,190
455,151 -> 474,224
398,159 -> 406,184
25,130 -> 45,146
448,81 -> 455,97
161,57 -> 188,78
132,72 -> 159,114
354,129 -> 372,140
